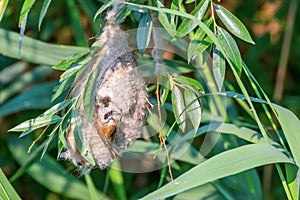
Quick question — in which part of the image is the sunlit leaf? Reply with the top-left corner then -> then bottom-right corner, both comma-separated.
85,174 -> 99,200
286,164 -> 300,200
184,89 -> 201,132
83,62 -> 100,121
215,5 -> 254,44
140,144 -> 293,199
9,115 -> 61,133
160,75 -> 170,105
94,0 -> 114,21
109,160 -> 126,200
171,86 -> 186,132
38,0 -> 52,30
173,75 -> 204,93
137,11 -> 152,55
212,44 -> 225,91
0,169 -> 21,200
0,0 -> 9,22
0,28 -> 89,65
52,52 -> 88,71
157,1 -> 176,37
176,0 -> 210,37
217,26 -> 242,76
274,104 -> 300,167
71,109 -> 96,166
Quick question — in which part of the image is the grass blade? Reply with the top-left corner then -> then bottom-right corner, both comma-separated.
0,169 -> 21,200
140,144 -> 293,199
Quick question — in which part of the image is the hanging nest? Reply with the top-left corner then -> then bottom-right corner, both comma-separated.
59,4 -> 148,173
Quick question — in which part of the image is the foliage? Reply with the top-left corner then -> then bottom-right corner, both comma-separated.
0,0 -> 300,199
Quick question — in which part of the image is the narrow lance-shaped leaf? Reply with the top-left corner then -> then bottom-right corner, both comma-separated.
215,5 -> 255,44
0,0 -> 9,22
173,75 -> 204,94
176,0 -> 210,37
9,115 -> 61,133
83,62 -> 101,121
171,86 -> 186,132
38,0 -> 52,30
274,104 -> 300,167
94,0 -> 114,21
184,89 -> 201,132
212,44 -> 225,91
109,160 -> 126,200
0,168 -> 22,200
157,0 -> 177,37
71,109 -> 96,166
140,144 -> 293,200
217,26 -> 242,76
137,11 -> 153,55
160,75 -> 170,105
286,163 -> 300,200
18,0 -> 37,58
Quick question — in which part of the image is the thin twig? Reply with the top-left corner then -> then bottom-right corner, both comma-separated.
146,105 -> 173,181
273,0 -> 298,102
28,125 -> 50,153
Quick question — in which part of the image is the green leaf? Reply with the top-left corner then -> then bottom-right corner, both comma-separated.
42,99 -> 72,116
18,0 -> 36,57
0,65 -> 53,104
274,104 -> 300,167
286,164 -> 300,200
9,115 -> 61,133
217,26 -> 242,76
85,174 -> 99,200
66,0 -> 87,47
0,62 -> 27,88
160,75 -> 170,105
7,136 -> 105,199
171,86 -> 186,132
94,0 -> 114,21
0,28 -> 89,65
137,11 -> 152,55
176,0 -> 210,37
173,75 -> 204,93
19,0 -> 36,26
0,168 -> 22,200
38,0 -> 52,30
0,0 -> 9,22
40,124 -> 58,159
212,44 -> 225,91
109,160 -> 126,200
76,0 -> 99,34
184,89 -> 201,132
187,36 -> 212,63
71,109 -> 96,166
215,5 -> 254,44
174,184 -> 223,200
140,144 -> 293,199
52,52 -> 88,71
0,82 -> 57,116
157,1 -> 177,37
83,63 -> 100,121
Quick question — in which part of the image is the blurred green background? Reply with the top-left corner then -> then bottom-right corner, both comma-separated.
0,0 -> 299,199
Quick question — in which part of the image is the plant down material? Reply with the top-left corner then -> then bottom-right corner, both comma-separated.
59,2 -> 148,173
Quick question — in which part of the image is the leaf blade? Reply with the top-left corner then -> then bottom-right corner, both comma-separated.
215,5 -> 254,44
140,144 -> 293,199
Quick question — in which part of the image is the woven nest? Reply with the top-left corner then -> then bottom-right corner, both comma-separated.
59,16 -> 148,173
